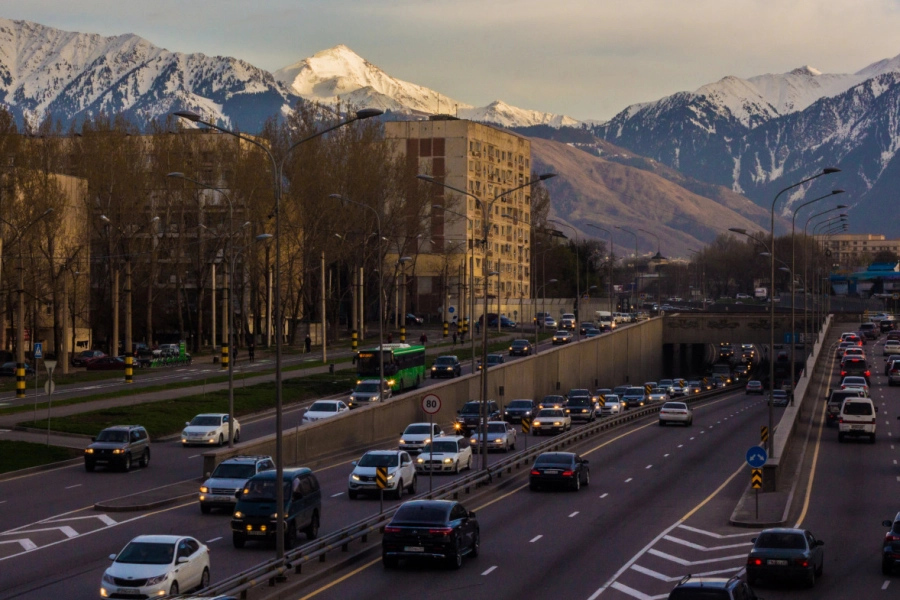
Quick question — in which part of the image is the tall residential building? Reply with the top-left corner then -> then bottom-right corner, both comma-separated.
384,117 -> 533,318
826,233 -> 900,267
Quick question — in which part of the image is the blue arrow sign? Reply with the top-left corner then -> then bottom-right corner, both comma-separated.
746,445 -> 768,468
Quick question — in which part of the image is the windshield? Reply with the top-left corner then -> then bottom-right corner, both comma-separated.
487,355 -> 502,363
541,396 -> 564,404
435,357 -> 456,365
567,397 -> 591,406
355,383 -> 380,393
659,380 -> 672,386
240,478 -> 287,501
538,409 -> 564,418
487,423 -> 507,433
189,416 -> 221,427
535,453 -> 573,465
843,402 -> 873,416
357,349 -> 389,375
754,532 -> 806,549
211,464 -> 256,479
404,425 -> 431,435
358,453 -> 399,468
508,400 -> 531,408
116,542 -> 175,565
96,430 -> 128,443
422,441 -> 458,453
626,388 -> 644,395
460,403 -> 480,415
309,402 -> 338,412
512,341 -> 528,347
663,403 -> 687,410
393,503 -> 449,524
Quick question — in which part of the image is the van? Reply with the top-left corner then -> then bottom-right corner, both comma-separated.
231,468 -> 321,549
826,389 -> 865,425
838,397 -> 878,443
840,357 -> 870,383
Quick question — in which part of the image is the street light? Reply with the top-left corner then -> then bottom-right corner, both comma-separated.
813,217 -> 848,333
535,278 -> 558,353
804,207 -> 845,356
587,225 -> 614,315
175,106 -> 382,561
418,172 -> 557,473
547,220 -> 580,333
638,228 -> 664,313
616,226 -> 638,312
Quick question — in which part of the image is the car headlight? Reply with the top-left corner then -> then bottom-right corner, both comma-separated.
271,512 -> 280,519
351,474 -> 360,481
234,511 -> 243,518
525,410 -> 531,415
84,448 -> 94,454
112,448 -> 124,455
443,458 -> 454,464
582,409 -> 588,413
493,438 -> 503,443
102,572 -> 116,584
553,422 -> 562,426
533,421 -> 542,426
144,573 -> 168,586
387,379 -> 395,386
417,458 -> 425,464
470,438 -> 477,444
200,486 -> 209,493
386,472 -> 395,481
206,431 -> 216,436
399,439 -> 406,444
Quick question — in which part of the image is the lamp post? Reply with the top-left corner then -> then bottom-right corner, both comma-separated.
805,210 -> 846,349
0,209 -> 53,399
547,219 -> 580,335
729,227 -> 775,457
417,172 -> 557,473
175,106 -> 383,561
587,225 -> 614,315
638,228 -> 665,312
616,226 -> 638,312
535,279 -> 558,353
813,219 -> 848,333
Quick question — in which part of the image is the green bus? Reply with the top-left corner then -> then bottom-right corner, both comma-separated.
356,344 -> 426,392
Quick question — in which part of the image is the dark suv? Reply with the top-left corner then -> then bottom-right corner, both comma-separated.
859,322 -> 879,340
84,425 -> 150,472
382,499 -> 479,569
882,512 -> 900,574
430,355 -> 461,378
455,400 -> 500,435
825,388 -> 865,425
668,575 -> 759,599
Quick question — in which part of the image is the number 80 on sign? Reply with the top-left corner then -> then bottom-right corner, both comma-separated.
421,394 -> 441,415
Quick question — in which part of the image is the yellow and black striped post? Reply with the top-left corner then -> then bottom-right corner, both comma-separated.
376,465 -> 388,512
462,318 -> 468,335
221,342 -> 229,371
400,325 -> 406,343
751,468 -> 763,489
124,354 -> 133,384
16,363 -> 25,398
645,384 -> 652,396
351,329 -> 358,352
521,416 -> 532,434
443,321 -> 449,338
597,394 -> 606,407
760,426 -> 769,444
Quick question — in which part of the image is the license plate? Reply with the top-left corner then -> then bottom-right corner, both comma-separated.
404,546 -> 424,552
248,531 -> 266,536
118,589 -> 139,594
850,425 -> 864,430
544,470 -> 559,474
768,559 -> 788,566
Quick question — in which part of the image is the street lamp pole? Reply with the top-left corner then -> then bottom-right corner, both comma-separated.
175,106 -> 382,561
616,226 -> 638,312
534,279 -> 558,352
547,219 -> 580,336
638,228 -> 664,312
812,218 -> 848,337
587,225 -> 614,315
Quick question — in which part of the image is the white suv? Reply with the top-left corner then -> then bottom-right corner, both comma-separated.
348,450 -> 417,499
838,397 -> 878,443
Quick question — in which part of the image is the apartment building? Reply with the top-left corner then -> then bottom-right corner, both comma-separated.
826,233 -> 900,267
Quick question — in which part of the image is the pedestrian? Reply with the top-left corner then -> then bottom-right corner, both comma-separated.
304,333 -> 311,353
452,331 -> 458,346
420,333 -> 427,346
248,343 -> 255,362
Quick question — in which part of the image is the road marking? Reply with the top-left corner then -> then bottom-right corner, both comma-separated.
664,454 -> 670,457
530,535 -> 542,542
625,477 -> 633,483
609,581 -> 667,599
569,511 -> 579,518
690,437 -> 695,440
0,538 -> 37,551
646,465 -> 652,469
331,492 -> 344,497
662,534 -> 753,551
188,454 -> 200,459
631,563 -> 743,582
205,536 -> 222,543
678,444 -> 683,448
64,484 -> 81,490
883,580 -> 890,590
600,493 -> 608,498
649,548 -> 748,565
298,557 -> 381,600
0,501 -> 6,505
678,524 -> 759,538
481,566 -> 497,576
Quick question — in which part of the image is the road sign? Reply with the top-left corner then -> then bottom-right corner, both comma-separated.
751,468 -> 763,489
746,446 -> 768,468
597,394 -> 606,407
448,306 -> 455,314
760,426 -> 769,444
421,394 -> 441,415
376,466 -> 388,490
44,380 -> 56,395
521,417 -> 532,434
33,343 -> 43,359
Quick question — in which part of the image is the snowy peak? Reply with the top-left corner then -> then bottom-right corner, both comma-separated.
458,100 -> 581,128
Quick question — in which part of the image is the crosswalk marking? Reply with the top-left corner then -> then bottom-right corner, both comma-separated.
630,564 -> 744,582
648,548 -> 748,566
662,534 -> 753,551
610,582 -> 668,600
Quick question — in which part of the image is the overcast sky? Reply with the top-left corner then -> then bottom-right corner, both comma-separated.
3,0 -> 900,121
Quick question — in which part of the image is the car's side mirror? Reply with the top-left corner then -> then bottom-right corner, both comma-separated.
816,540 -> 824,546
468,511 -> 476,518
109,553 -> 117,561
751,537 -> 757,543
351,460 -> 358,467
178,556 -> 190,564
205,472 -> 211,478
883,520 -> 893,527
185,422 -> 190,427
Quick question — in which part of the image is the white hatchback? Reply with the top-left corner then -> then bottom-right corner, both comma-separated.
182,413 -> 241,447
399,422 -> 443,454
101,535 -> 210,598
302,400 -> 349,423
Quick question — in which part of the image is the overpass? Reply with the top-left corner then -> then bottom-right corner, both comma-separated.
662,312 -> 810,345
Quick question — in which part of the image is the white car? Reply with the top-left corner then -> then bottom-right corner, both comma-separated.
838,397 -> 877,443
883,341 -> 900,356
398,422 -> 443,454
840,376 -> 870,396
470,421 -> 517,452
101,535 -> 210,598
843,347 -> 865,360
181,413 -> 241,447
348,450 -> 417,499
415,435 -> 473,473
600,396 -> 622,417
648,388 -> 669,403
543,316 -> 558,328
659,401 -> 693,426
532,408 -> 572,435
302,400 -> 349,423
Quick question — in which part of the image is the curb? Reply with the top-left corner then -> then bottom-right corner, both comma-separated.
12,425 -> 93,441
94,492 -> 198,513
0,457 -> 83,481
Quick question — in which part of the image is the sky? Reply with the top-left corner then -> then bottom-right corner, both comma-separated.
3,0 -> 900,121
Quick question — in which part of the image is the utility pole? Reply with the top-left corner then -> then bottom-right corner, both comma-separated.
321,250 -> 327,362
124,259 -> 133,384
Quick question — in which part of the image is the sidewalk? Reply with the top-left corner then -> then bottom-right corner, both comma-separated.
1,331 -> 525,445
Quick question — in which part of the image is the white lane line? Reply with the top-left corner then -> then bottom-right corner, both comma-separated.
569,511 -> 579,518
883,580 -> 891,590
690,437 -> 695,440
481,565 -> 497,576
631,563 -> 744,582
648,548 -> 748,565
678,444 -> 683,448
331,492 -> 344,497
625,478 -> 633,483
662,534 -> 754,551
64,484 -> 81,490
646,465 -> 653,469
188,454 -> 200,459
600,493 -> 609,499
678,524 -> 760,538
530,535 -> 543,543
0,501 -> 6,505
664,453 -> 670,458
700,430 -> 706,434
609,582 -> 667,600
205,536 -> 222,543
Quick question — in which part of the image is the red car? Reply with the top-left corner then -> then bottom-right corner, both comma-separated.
745,380 -> 764,395
72,350 -> 106,367
85,356 -> 126,371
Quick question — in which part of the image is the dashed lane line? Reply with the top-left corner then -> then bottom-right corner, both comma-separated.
625,478 -> 633,483
205,536 -> 222,543
481,565 -> 497,576
530,535 -> 542,543
569,511 -> 579,518
600,493 -> 609,499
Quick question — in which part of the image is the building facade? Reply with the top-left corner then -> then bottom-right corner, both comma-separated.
826,233 -> 900,267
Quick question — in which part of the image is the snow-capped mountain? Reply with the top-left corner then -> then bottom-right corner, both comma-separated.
274,44 -> 580,127
0,18 -> 301,131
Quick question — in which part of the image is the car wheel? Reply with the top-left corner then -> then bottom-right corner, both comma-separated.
304,510 -> 320,540
140,449 -> 150,468
393,480 -> 403,500
182,443 -> 189,448
284,520 -> 297,550
806,567 -> 816,588
584,469 -> 590,486
408,475 -> 417,495
448,541 -> 463,569
348,489 -> 358,500
383,554 -> 399,569
471,531 -> 480,557
871,433 -> 877,444
234,429 -> 240,443
454,460 -> 460,474
467,456 -> 473,470
232,533 -> 246,548
200,503 -> 212,514
687,419 -> 693,427
659,420 -> 665,427
169,582 -> 179,596
573,474 -> 581,492
217,433 -> 224,447
122,454 -> 132,472
84,461 -> 95,472
199,567 -> 210,590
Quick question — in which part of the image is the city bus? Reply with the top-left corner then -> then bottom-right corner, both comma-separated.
356,344 -> 426,392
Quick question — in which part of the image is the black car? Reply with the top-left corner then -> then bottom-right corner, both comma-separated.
746,528 -> 824,587
538,395 -> 566,410
0,361 -> 34,377
668,575 -> 760,599
477,353 -> 505,370
455,400 -> 500,435
508,339 -> 533,356
529,452 -> 589,491
565,396 -> 595,422
84,425 -> 151,472
382,499 -> 479,569
882,512 -> 900,574
72,349 -> 106,367
503,399 -> 535,423
430,355 -> 461,378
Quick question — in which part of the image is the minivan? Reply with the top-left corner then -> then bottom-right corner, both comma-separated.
231,468 -> 321,549
838,397 -> 878,443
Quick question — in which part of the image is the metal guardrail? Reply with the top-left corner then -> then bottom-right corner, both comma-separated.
192,384 -> 738,599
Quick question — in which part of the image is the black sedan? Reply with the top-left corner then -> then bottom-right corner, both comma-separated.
382,499 -> 479,569
882,512 -> 900,574
430,355 -> 461,378
503,399 -> 535,423
0,362 -> 34,376
72,349 -> 106,367
529,452 -> 589,491
746,528 -> 824,587
508,339 -> 533,356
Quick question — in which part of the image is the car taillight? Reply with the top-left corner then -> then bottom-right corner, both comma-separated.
384,526 -> 401,533
747,557 -> 763,566
886,534 -> 900,543
531,469 -> 541,476
562,470 -> 574,477
794,558 -> 809,568
840,371 -> 847,376
429,527 -> 453,536
839,418 -> 844,423
865,371 -> 871,377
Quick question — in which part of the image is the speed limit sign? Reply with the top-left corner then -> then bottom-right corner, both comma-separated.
421,394 -> 441,415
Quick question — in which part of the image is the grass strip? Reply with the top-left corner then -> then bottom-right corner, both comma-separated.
0,440 -> 82,474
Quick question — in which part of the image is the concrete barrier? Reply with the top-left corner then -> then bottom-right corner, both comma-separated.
202,317 -> 664,477
762,314 -> 833,491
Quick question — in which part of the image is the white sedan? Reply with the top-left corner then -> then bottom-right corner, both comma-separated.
181,413 -> 241,447
532,408 -> 572,435
883,341 -> 900,356
415,436 -> 473,473
470,421 -> 518,452
658,401 -> 693,426
302,400 -> 350,423
101,535 -> 210,598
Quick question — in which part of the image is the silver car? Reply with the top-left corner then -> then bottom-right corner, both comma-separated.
398,422 -> 443,454
349,379 -> 392,408
599,396 -> 622,417
659,401 -> 693,426
648,387 -> 669,403
199,455 -> 274,514
470,421 -> 518,452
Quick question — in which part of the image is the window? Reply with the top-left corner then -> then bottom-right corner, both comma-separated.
450,504 -> 467,521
